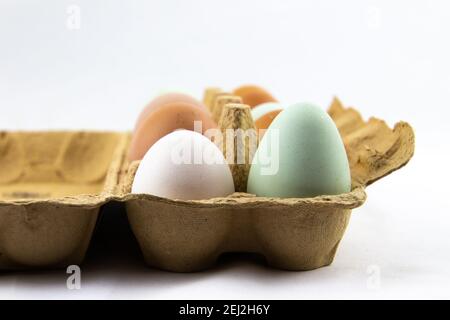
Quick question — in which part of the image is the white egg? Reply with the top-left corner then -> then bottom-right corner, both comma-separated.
132,130 -> 235,200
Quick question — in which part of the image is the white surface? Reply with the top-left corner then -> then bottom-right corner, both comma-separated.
0,0 -> 449,300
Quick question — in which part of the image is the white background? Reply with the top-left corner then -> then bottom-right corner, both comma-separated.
0,0 -> 449,299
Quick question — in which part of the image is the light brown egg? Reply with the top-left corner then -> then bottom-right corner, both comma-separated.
255,109 -> 283,130
128,102 -> 217,161
232,85 -> 277,108
134,93 -> 207,132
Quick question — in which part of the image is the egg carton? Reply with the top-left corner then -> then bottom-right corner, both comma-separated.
0,132 -> 129,269
0,98 -> 415,272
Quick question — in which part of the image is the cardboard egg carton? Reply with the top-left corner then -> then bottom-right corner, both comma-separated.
0,132 -> 129,269
0,97 -> 415,272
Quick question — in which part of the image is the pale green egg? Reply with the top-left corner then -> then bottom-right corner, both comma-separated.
247,102 -> 351,198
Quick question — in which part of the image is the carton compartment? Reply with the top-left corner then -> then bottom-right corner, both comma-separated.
0,97 -> 414,272
0,132 -> 123,200
123,188 -> 365,272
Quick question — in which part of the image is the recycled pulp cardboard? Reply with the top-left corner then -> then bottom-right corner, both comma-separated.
0,98 -> 415,272
123,97 -> 415,272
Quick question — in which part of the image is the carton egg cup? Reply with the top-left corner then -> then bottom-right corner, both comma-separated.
0,97 -> 415,272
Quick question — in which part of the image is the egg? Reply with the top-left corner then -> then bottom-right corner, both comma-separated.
251,102 -> 284,130
247,103 -> 351,198
134,93 -> 207,132
255,109 -> 284,131
233,85 -> 277,108
132,130 -> 235,200
128,102 -> 217,161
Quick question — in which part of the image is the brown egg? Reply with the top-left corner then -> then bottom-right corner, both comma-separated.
255,109 -> 283,130
233,85 -> 277,108
128,102 -> 217,161
134,93 -> 207,132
